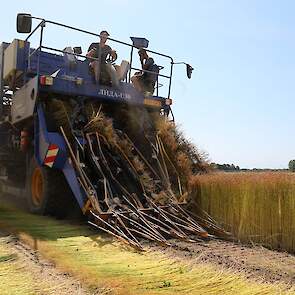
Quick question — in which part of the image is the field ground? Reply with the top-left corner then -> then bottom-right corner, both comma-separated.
0,232 -> 91,295
1,193 -> 295,294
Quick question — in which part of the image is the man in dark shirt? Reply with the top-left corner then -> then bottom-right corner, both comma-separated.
131,48 -> 158,96
86,30 -> 117,85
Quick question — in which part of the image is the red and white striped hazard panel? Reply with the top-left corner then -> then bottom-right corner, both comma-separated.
44,144 -> 59,168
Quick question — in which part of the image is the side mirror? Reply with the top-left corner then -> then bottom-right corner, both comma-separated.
186,64 -> 194,79
17,13 -> 32,33
73,47 -> 82,55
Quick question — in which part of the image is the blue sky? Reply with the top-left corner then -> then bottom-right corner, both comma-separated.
1,0 -> 295,168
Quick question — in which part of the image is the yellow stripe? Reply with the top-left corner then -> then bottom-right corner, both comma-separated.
18,40 -> 25,49
144,98 -> 162,107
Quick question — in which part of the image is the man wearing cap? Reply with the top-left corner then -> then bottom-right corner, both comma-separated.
131,48 -> 158,96
86,30 -> 117,85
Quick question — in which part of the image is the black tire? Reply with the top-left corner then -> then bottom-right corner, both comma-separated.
26,157 -> 75,218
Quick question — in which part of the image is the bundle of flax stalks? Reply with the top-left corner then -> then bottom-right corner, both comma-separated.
47,98 -> 229,250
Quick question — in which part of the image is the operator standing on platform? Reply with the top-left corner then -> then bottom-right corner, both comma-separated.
86,30 -> 117,85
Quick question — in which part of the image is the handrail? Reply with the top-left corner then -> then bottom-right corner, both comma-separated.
130,67 -> 170,79
42,45 -> 98,61
0,44 -> 4,118
42,46 -> 168,79
44,19 -> 174,63
25,17 -> 174,98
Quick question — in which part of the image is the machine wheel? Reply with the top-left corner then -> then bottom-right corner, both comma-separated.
26,157 -> 72,217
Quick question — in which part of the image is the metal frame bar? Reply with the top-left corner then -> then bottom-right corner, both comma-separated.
36,21 -> 45,77
41,45 -> 97,61
128,46 -> 134,82
0,43 -> 4,119
130,67 -> 170,79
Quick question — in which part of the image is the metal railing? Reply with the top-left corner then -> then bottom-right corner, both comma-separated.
0,43 -> 4,118
25,17 -> 174,98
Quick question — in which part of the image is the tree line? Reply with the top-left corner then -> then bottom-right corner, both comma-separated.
289,160 -> 295,172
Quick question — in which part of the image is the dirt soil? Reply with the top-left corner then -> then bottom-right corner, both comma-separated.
149,239 -> 295,289
0,230 -> 96,295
